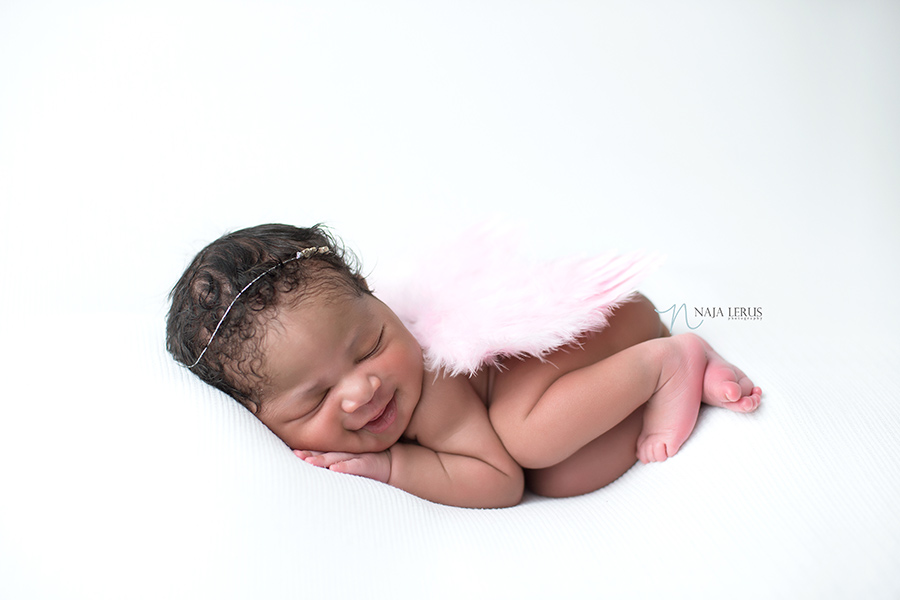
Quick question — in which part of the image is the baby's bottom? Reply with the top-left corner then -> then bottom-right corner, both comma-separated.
488,294 -> 761,498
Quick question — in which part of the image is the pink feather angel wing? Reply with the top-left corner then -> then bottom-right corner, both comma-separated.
380,227 -> 663,377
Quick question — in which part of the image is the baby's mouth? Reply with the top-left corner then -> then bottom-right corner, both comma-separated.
363,393 -> 397,434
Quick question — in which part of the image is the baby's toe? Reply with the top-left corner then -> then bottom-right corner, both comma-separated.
722,380 -> 743,403
737,371 -> 756,396
637,436 -> 670,464
704,370 -> 741,406
731,387 -> 762,413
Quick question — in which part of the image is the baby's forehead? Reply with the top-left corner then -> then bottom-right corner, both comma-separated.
264,286 -> 378,351
255,289 -> 378,394
275,281 -> 370,323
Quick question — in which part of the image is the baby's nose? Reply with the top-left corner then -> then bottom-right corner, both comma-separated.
340,375 -> 381,414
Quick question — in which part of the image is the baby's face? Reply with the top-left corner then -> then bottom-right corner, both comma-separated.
254,291 -> 424,454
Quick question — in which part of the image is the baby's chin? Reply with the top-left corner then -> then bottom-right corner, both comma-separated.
368,429 -> 406,453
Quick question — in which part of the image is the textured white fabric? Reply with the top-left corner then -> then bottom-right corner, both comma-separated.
2,2 -> 899,599
4,290 -> 898,599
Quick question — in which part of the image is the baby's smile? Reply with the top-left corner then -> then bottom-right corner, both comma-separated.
362,393 -> 398,434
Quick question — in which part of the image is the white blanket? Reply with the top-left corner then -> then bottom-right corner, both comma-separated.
1,1 -> 898,598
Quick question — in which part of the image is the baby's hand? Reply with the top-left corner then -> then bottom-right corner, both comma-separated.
293,450 -> 391,483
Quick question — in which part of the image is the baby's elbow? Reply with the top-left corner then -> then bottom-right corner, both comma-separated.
499,476 -> 525,508
486,463 -> 525,509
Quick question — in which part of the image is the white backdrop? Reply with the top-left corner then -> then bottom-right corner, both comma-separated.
1,2 -> 899,599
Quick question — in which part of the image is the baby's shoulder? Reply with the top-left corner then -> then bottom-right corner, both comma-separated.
404,372 -> 488,445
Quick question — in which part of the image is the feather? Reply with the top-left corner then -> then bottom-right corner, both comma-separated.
379,226 -> 663,377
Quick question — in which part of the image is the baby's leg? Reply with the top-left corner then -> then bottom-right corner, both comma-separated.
489,296 -> 662,497
489,292 -> 703,466
491,294 -> 763,497
491,332 -> 706,470
515,297 -> 663,496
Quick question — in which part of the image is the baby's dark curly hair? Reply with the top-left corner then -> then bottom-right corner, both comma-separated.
166,223 -> 370,411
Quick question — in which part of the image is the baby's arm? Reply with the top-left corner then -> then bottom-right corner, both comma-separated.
302,374 -> 524,508
388,373 -> 524,508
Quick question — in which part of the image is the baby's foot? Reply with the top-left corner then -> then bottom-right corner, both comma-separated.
698,339 -> 761,413
636,334 -> 706,464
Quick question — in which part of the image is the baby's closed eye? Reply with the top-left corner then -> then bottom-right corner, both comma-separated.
358,325 -> 385,362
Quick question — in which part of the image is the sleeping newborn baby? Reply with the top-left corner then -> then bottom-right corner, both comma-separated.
167,224 -> 761,508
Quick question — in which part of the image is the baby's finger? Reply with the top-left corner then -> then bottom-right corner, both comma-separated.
292,450 -> 323,459
327,453 -> 390,483
304,451 -> 359,468
328,457 -> 385,480
328,458 -> 367,475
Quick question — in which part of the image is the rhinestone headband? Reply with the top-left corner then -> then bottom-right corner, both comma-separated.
188,246 -> 331,369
